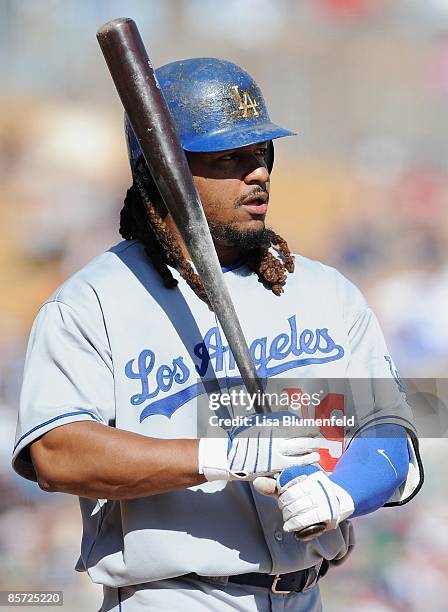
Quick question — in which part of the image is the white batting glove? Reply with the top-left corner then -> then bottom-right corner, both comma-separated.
198,413 -> 321,482
271,465 -> 354,533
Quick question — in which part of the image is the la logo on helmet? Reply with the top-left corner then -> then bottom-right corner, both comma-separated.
231,85 -> 259,118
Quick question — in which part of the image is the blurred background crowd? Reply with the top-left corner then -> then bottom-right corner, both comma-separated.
1,1 -> 447,610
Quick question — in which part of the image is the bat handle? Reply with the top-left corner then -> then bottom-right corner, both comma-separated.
294,522 -> 327,541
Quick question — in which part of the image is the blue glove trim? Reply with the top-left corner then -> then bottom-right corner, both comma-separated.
229,440 -> 239,469
318,481 -> 334,519
330,423 -> 409,517
241,437 -> 250,471
278,464 -> 321,487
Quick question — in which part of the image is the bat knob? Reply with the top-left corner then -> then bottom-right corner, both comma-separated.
294,522 -> 327,541
97,17 -> 135,38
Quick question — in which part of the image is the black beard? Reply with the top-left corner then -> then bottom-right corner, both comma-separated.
208,223 -> 276,251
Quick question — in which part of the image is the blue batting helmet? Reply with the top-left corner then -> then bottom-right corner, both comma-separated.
125,57 -> 295,174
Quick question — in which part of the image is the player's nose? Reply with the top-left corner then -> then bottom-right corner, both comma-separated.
244,162 -> 270,187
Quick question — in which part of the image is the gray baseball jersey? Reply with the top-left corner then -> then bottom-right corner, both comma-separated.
13,240 -> 422,591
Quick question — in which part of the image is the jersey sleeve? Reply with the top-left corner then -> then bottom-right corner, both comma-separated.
341,275 -> 424,506
12,297 -> 115,482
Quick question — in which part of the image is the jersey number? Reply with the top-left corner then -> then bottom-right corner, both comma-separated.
282,388 -> 345,472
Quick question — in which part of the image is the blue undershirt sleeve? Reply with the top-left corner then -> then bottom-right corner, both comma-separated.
330,423 -> 409,517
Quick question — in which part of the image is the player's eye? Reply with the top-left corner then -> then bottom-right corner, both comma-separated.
219,152 -> 238,161
217,147 -> 266,162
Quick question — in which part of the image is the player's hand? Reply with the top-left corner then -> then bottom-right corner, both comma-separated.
198,412 -> 321,482
263,464 -> 354,533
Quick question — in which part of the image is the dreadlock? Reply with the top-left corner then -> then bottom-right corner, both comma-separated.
119,157 -> 295,305
246,234 -> 295,296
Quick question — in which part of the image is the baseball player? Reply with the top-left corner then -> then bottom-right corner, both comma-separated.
13,58 -> 423,611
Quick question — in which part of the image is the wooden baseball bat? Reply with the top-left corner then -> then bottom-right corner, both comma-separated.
96,17 -> 325,540
96,17 -> 266,410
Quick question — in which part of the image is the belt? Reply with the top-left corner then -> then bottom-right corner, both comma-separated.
190,559 -> 329,595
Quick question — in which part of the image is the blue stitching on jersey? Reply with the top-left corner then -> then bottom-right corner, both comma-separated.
267,428 -> 273,472
13,411 -> 101,453
318,481 -> 334,520
253,432 -> 261,472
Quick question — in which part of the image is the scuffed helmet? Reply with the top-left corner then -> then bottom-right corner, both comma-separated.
125,57 -> 295,174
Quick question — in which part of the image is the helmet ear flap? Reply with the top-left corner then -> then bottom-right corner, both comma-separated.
266,141 -> 274,173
